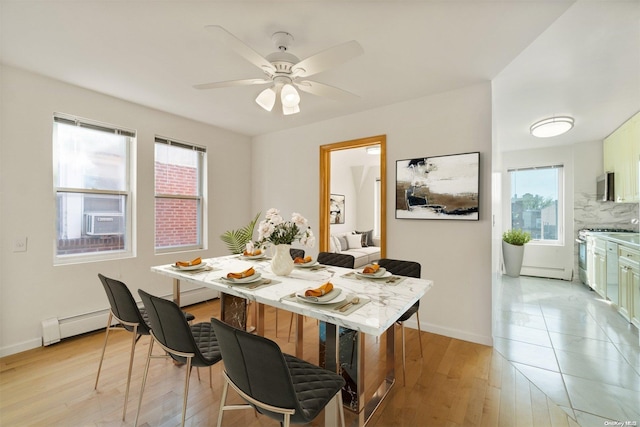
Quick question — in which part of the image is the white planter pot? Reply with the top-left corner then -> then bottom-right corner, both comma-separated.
502,241 -> 525,277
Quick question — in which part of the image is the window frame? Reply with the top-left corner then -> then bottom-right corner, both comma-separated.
154,136 -> 206,253
53,113 -> 135,265
508,164 -> 564,246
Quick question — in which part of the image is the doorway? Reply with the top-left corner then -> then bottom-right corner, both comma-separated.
319,135 -> 386,257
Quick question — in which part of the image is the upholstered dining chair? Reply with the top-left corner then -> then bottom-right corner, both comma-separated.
95,274 -> 152,421
376,258 -> 423,384
317,251 -> 355,269
211,318 -> 346,427
135,290 -> 222,427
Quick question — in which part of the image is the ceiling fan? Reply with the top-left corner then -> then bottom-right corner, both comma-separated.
194,25 -> 364,115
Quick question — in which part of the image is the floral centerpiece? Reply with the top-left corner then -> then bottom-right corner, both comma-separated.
257,208 -> 315,247
255,208 -> 315,276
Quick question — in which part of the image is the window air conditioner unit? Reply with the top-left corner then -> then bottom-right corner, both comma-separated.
84,213 -> 125,236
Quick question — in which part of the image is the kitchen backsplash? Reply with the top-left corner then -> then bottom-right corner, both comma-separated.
574,192 -> 639,232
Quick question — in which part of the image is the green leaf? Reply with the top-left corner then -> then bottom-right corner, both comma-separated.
219,212 -> 261,254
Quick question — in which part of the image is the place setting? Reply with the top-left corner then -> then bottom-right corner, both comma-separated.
282,282 -> 370,315
170,257 -> 216,274
343,263 -> 407,285
215,267 -> 279,290
293,255 -> 327,271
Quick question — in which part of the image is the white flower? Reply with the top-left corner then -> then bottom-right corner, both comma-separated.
291,212 -> 308,227
265,208 -> 280,219
258,220 -> 275,241
270,214 -> 284,226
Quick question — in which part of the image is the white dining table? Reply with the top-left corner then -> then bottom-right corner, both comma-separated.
151,255 -> 433,427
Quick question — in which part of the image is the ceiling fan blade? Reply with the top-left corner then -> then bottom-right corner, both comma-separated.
194,78 -> 271,90
294,80 -> 359,101
205,25 -> 275,73
292,40 -> 363,77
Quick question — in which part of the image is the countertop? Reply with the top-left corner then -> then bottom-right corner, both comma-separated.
587,231 -> 640,249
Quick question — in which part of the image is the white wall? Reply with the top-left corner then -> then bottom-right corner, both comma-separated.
0,66 -> 252,356
252,83 -> 493,345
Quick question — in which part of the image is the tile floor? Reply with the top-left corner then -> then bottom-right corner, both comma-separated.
494,275 -> 640,426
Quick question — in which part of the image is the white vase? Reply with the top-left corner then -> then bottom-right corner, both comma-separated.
271,244 -> 294,276
502,240 -> 525,277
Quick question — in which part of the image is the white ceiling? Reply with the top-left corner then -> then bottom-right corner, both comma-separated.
1,1 -> 638,151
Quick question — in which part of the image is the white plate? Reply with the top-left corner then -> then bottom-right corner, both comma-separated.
356,270 -> 392,279
220,272 -> 262,284
174,262 -> 207,271
356,267 -> 387,277
295,261 -> 319,268
295,289 -> 346,305
240,253 -> 266,260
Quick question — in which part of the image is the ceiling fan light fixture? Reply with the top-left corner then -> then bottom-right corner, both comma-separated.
530,116 -> 574,138
281,84 -> 300,108
255,87 -> 276,111
282,104 -> 300,116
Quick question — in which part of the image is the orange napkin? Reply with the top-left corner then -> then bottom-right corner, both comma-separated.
362,264 -> 380,274
243,248 -> 262,256
305,282 -> 334,297
176,257 -> 202,267
294,256 -> 313,264
226,267 -> 255,279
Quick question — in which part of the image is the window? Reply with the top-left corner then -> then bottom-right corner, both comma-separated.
154,137 -> 206,252
509,165 -> 563,243
53,114 -> 134,262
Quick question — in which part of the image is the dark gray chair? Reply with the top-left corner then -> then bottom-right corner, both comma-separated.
211,318 -> 345,427
95,274 -> 152,421
289,248 -> 305,260
135,290 -> 222,427
317,251 -> 355,269
376,258 -> 423,383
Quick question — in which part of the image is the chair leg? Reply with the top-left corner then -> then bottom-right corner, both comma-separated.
94,312 -> 113,390
416,312 -> 424,358
134,338 -> 155,427
181,358 -> 193,427
121,323 -> 138,420
337,389 -> 346,427
217,379 -> 229,427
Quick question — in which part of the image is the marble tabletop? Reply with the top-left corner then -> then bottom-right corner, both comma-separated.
151,255 -> 433,337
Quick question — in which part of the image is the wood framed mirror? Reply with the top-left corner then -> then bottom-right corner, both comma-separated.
319,135 -> 386,258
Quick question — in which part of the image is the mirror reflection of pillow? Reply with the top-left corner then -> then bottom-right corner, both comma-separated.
346,233 -> 362,249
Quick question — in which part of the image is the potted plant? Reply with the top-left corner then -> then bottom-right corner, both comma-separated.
219,212 -> 261,255
502,229 -> 531,277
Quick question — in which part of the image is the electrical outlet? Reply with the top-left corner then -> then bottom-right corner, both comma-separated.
13,236 -> 27,252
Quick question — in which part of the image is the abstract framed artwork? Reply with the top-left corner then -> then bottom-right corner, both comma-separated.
395,152 -> 480,220
329,194 -> 345,224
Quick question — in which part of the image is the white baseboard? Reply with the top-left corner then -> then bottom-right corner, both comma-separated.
1,287 -> 220,357
406,319 -> 493,347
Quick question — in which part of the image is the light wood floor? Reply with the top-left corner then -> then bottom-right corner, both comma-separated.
0,299 -> 582,427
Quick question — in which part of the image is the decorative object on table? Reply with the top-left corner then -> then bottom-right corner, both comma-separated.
396,151 -> 480,220
257,208 -> 315,276
502,228 -> 531,277
219,212 -> 261,254
329,194 -> 345,224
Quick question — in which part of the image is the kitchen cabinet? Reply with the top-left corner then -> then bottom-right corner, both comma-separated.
618,245 -> 639,325
603,111 -> 640,203
590,237 -> 607,298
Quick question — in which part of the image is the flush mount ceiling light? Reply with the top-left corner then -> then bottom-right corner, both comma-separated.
530,116 -> 574,138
